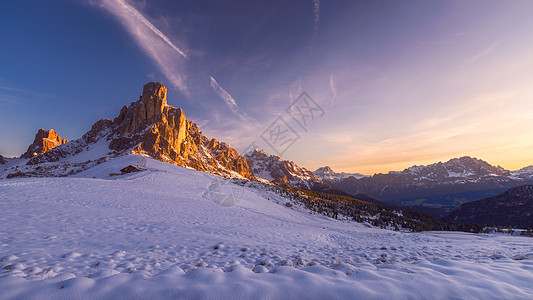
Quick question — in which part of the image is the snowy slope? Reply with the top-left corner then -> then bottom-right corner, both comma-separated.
1,155 -> 533,299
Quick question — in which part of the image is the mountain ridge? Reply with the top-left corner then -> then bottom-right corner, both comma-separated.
324,156 -> 533,217
1,82 -> 254,180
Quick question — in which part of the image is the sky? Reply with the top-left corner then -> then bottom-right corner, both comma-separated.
1,0 -> 533,174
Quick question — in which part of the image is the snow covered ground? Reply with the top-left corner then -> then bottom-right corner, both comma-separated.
1,155 -> 533,299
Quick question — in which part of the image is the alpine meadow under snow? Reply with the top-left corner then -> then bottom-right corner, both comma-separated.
1,155 -> 533,299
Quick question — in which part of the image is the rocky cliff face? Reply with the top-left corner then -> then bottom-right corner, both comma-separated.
23,82 -> 254,180
106,82 -> 188,162
0,154 -> 5,164
21,129 -> 68,158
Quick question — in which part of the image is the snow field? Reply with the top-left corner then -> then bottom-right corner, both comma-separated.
1,155 -> 532,299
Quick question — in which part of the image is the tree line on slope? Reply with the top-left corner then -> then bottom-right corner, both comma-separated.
261,182 -> 487,232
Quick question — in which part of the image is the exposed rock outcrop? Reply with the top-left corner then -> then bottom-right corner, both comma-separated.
108,82 -> 188,162
0,154 -> 5,164
21,129 -> 68,158
27,82 -> 255,180
103,82 -> 254,179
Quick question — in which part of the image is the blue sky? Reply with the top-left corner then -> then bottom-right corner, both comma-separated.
2,0 -> 533,174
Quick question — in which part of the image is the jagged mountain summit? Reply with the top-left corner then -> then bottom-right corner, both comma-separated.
511,165 -> 533,182
401,156 -> 510,179
314,166 -> 366,182
21,129 -> 68,158
245,148 -> 322,188
1,82 -> 254,180
244,148 -> 366,198
329,156 -> 533,217
448,185 -> 533,228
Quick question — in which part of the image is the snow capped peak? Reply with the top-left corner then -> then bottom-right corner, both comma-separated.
314,166 -> 366,182
245,148 -> 269,157
511,165 -> 533,180
400,156 -> 511,179
245,149 -> 322,188
315,166 -> 334,173
513,165 -> 533,173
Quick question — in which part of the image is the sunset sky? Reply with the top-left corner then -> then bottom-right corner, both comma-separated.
1,0 -> 533,174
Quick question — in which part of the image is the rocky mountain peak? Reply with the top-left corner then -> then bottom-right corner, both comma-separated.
139,81 -> 167,122
511,165 -> 533,181
246,148 -> 270,159
0,154 -> 5,164
245,148 -> 322,187
112,82 -> 176,137
315,166 -> 333,173
22,82 -> 255,180
106,83 -> 254,179
401,156 -> 510,178
21,129 -> 68,158
140,82 -> 167,104
314,166 -> 365,182
444,156 -> 510,176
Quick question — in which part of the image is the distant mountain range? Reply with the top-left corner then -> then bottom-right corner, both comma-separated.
315,157 -> 533,217
448,185 -> 533,228
243,150 -> 533,218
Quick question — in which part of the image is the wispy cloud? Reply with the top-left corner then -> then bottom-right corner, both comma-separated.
310,0 -> 320,50
209,76 -> 255,122
96,0 -> 188,91
0,85 -> 24,92
468,41 -> 499,62
0,94 -> 23,105
313,0 -> 320,31
110,0 -> 186,58
94,0 -> 255,124
329,74 -> 337,105
0,84 -> 58,99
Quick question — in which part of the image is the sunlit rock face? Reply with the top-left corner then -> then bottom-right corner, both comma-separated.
108,82 -> 188,162
21,129 -> 68,158
25,82 -> 255,180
